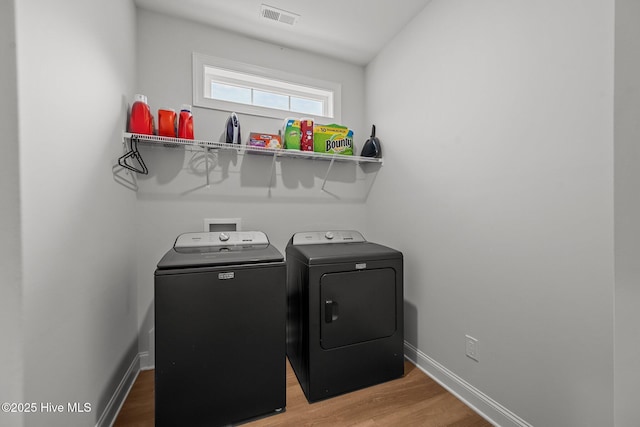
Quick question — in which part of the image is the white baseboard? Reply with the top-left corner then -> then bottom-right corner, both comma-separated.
139,351 -> 155,370
139,328 -> 156,370
95,353 -> 141,427
404,341 -> 532,427
95,343 -> 529,427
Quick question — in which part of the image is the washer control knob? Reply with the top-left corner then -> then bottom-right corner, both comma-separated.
325,231 -> 335,240
219,232 -> 230,242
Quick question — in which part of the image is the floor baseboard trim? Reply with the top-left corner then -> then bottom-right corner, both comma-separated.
404,341 -> 532,427
139,350 -> 155,370
95,353 -> 141,427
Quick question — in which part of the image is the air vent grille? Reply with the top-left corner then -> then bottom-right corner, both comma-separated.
260,4 -> 299,26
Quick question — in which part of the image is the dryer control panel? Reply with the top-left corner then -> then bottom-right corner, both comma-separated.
292,230 -> 366,245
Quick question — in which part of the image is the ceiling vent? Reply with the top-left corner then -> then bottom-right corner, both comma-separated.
260,4 -> 299,26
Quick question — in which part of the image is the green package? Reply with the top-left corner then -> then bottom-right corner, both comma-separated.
313,124 -> 354,155
283,118 -> 301,150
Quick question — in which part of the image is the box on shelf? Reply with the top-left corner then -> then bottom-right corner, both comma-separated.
248,132 -> 282,149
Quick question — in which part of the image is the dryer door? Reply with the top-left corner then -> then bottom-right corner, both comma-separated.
320,268 -> 397,350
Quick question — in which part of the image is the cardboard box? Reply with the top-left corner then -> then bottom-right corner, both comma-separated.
248,132 -> 282,149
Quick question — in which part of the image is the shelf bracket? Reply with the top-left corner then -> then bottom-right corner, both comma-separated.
321,155 -> 336,192
268,151 -> 277,191
205,147 -> 210,188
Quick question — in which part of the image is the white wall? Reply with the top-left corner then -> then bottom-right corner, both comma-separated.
14,0 -> 139,426
134,9 -> 370,366
6,2 -> 631,426
0,0 -> 23,426
614,1 -> 640,426
366,1 -> 614,426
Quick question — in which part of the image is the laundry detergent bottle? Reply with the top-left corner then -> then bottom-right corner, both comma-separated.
178,104 -> 194,139
129,94 -> 153,135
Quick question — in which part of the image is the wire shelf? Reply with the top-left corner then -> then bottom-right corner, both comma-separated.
123,132 -> 383,165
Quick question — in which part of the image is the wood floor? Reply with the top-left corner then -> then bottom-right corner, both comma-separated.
114,360 -> 492,427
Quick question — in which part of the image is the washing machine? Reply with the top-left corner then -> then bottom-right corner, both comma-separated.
154,231 -> 286,427
285,230 -> 404,402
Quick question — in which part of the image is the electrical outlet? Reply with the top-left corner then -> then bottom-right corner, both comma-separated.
465,335 -> 479,362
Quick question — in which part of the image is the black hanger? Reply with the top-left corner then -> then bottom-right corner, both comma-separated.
118,135 -> 148,174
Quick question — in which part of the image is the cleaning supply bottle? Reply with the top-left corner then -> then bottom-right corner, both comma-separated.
178,104 -> 194,139
157,108 -> 177,137
129,94 -> 153,135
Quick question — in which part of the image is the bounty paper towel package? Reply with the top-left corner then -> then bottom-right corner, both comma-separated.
313,124 -> 354,155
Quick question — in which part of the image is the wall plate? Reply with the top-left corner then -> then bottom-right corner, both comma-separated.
203,218 -> 242,232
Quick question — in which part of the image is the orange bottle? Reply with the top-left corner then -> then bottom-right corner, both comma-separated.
158,108 -> 177,137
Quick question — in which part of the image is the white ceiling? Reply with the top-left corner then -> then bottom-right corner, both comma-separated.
134,0 -> 432,65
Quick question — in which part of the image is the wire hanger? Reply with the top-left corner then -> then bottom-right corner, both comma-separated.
118,135 -> 148,175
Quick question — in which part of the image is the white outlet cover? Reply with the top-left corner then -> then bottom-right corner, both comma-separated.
465,335 -> 479,362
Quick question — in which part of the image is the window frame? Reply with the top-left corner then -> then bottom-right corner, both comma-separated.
193,53 -> 342,122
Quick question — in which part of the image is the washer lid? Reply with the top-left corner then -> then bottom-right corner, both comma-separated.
157,231 -> 283,269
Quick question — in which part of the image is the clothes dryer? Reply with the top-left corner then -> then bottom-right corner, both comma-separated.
286,230 -> 404,402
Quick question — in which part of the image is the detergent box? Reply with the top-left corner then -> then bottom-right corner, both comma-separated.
282,118 -> 301,150
248,132 -> 282,149
313,124 -> 354,155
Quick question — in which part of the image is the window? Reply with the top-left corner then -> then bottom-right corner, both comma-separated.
193,53 -> 341,121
